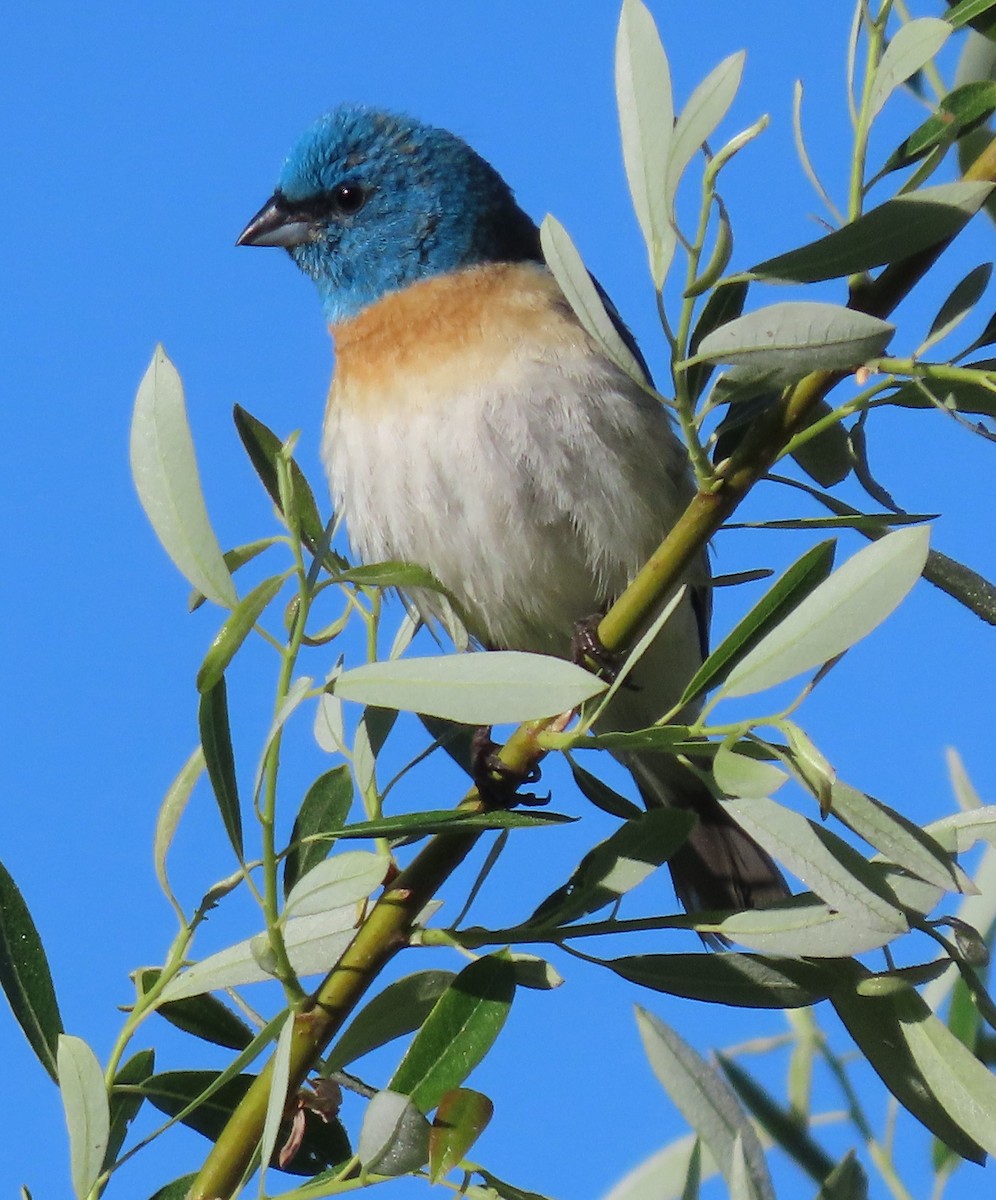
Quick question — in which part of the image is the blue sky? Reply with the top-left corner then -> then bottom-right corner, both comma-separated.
3,3 -> 996,1198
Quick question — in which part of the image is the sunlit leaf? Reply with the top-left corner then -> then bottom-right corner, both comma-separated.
327,971 -> 456,1072
284,850 -> 387,919
720,526 -> 929,697
389,954 -> 516,1113
868,19 -> 952,121
668,53 -> 745,202
283,766 -> 354,897
259,1016 -> 295,1179
136,969 -> 253,1050
694,302 -> 894,380
358,1090 -> 431,1175
920,263 -> 993,355
58,1035 -> 110,1200
333,651 -> 606,724
153,747 -> 204,912
429,1088 -> 494,1182
196,573 -> 289,693
131,347 -> 237,607
714,742 -> 789,799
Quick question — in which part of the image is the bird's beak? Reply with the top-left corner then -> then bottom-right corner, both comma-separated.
237,193 -> 313,248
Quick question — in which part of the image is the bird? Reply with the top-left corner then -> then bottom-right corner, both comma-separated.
237,104 -> 788,917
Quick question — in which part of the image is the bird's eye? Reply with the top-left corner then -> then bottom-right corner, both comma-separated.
331,182 -> 367,215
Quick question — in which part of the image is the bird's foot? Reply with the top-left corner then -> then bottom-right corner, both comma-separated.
572,614 -> 623,683
472,726 -> 548,809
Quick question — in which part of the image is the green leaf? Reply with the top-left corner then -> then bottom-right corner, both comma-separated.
260,1016 -> 295,1178
694,302 -> 894,379
196,573 -> 289,693
720,526 -> 930,697
750,182 -> 993,282
284,766 -> 354,897
714,742 -> 789,799
678,541 -> 836,705
130,346 -> 237,608
921,262 -> 993,354
147,1174 -> 199,1200
153,746 -> 204,911
669,53 -> 745,202
948,0 -> 996,35
714,894 -> 908,958
721,797 -> 907,933
569,760 -> 643,820
389,954 -> 516,1113
789,401 -> 853,488
160,911 -> 357,1000
616,0 -> 675,287
429,1088 -> 494,1182
474,1168 -> 556,1200
188,538 -> 282,612
105,1048 -> 154,1172
717,1055 -> 835,1184
232,405 -> 327,552
332,809 -> 572,840
607,952 -> 834,1008
829,781 -> 964,891
831,979 -> 988,1162
334,561 -> 448,592
0,858 -> 63,1082
58,1035 -> 110,1200
635,1009 -> 774,1200
284,850 -> 387,919
197,678 -> 243,859
327,971 -> 457,1072
686,280 -> 749,402
136,969 -> 253,1050
333,651 -> 606,724
816,1152 -> 868,1200
870,19 -> 952,122
528,808 -> 695,927
142,1070 -> 349,1174
358,1090 -> 430,1175
540,215 -> 648,384
883,81 -> 996,172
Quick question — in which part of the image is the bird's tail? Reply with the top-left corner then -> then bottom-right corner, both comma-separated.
627,755 -> 790,915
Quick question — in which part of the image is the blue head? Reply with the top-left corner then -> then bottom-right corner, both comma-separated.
238,105 -> 541,324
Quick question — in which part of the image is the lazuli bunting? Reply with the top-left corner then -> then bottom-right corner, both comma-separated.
237,105 -> 787,916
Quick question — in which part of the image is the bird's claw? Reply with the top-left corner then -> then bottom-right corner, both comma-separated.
572,614 -> 621,683
472,726 -> 547,809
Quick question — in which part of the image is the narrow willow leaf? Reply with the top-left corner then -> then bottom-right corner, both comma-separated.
0,859 -> 63,1082
887,373 -> 996,420
948,746 -> 984,811
600,1138 -> 723,1200
252,675 -> 313,801
147,1176 -> 199,1200
474,1169 -> 555,1200
948,0 -> 996,33
540,215 -> 647,383
831,979 -> 988,1162
830,781 -> 964,891
686,280 -> 749,402
715,895 -> 906,957
198,678 -> 243,858
722,797 -> 907,931
188,538 -> 282,612
789,401 -> 853,487
616,0 -> 675,286
314,691 -> 346,754
131,347 -> 237,607
160,912 -> 357,1000
751,182 -> 993,282
142,1069 -> 349,1174
885,81 -> 996,172
429,1088 -> 494,1182
635,1009 -> 774,1200
335,561 -> 448,592
714,742 -> 789,799
232,405 -> 327,551
284,766 -> 354,897
58,1035 -> 110,1200
260,1016 -> 295,1178
196,573 -> 289,693
717,1055 -> 835,1184
569,760 -> 643,821
154,747 -> 204,910
105,1048 -> 155,1172
920,263 -> 993,355
508,954 -> 564,991
389,954 -> 516,1113
677,540 -> 836,705
685,201 -> 733,298
720,526 -> 930,697
358,1090 -> 430,1175
136,969 -> 253,1050
327,971 -> 456,1072
668,53 -> 745,203
817,1152 -> 868,1200
334,651 -> 606,724
868,19 -> 952,121
528,808 -> 695,927
284,850 -> 387,919
607,952 -> 834,1008
694,302 -> 894,380
331,809 -> 571,840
